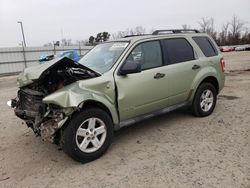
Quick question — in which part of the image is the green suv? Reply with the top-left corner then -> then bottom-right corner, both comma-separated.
9,29 -> 225,162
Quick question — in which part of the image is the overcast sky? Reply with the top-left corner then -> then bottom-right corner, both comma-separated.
0,0 -> 249,47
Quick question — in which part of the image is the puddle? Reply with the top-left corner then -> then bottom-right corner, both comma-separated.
226,69 -> 250,76
218,95 -> 240,100
231,69 -> 250,72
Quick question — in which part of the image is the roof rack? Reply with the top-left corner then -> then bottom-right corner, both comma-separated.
152,29 -> 200,35
123,34 -> 150,38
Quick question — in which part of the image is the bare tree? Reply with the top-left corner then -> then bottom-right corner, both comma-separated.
112,26 -> 146,39
134,26 -> 146,35
61,38 -> 72,46
198,17 -> 217,40
198,17 -> 215,34
219,22 -> 230,45
230,15 -> 245,37
241,28 -> 250,44
198,17 -> 210,33
229,15 -> 246,44
43,42 -> 53,47
112,29 -> 130,39
181,24 -> 191,30
222,23 -> 230,37
76,40 -> 86,46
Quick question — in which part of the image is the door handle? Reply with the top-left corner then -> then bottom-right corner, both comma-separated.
192,64 -> 200,70
154,73 -> 165,79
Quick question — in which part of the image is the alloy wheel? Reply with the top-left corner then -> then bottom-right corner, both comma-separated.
75,118 -> 107,153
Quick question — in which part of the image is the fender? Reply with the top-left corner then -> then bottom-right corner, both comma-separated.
189,65 -> 222,101
42,81 -> 119,124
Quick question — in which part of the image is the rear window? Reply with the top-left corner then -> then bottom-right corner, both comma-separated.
193,36 -> 218,57
163,38 -> 195,64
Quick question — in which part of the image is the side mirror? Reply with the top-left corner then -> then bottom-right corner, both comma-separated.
119,61 -> 141,75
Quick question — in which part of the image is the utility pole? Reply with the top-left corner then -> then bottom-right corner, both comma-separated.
17,21 -> 27,47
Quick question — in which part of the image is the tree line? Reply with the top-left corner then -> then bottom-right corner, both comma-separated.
195,16 -> 250,46
44,15 -> 249,47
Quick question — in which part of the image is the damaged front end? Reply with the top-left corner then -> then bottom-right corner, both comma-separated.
9,57 -> 100,143
11,88 -> 69,142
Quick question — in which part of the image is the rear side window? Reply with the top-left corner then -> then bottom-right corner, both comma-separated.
163,38 -> 195,64
192,36 -> 218,57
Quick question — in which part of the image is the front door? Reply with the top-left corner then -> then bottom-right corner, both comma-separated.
114,40 -> 169,121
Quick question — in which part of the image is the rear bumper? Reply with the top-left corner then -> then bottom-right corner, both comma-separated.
219,73 -> 226,93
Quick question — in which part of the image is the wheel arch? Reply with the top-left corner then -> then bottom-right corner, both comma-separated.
199,76 -> 219,94
60,99 -> 119,132
81,100 -> 113,120
78,99 -> 119,124
190,74 -> 220,102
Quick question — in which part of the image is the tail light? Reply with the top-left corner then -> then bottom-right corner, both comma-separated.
220,58 -> 225,72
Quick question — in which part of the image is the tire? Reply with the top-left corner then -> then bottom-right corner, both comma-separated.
191,82 -> 217,117
61,107 -> 114,163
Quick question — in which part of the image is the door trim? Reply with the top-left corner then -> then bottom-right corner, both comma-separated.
115,101 -> 190,130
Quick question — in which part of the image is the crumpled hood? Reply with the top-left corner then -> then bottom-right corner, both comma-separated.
17,57 -> 99,87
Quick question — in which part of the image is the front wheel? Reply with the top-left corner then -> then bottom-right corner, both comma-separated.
61,107 -> 114,163
191,82 -> 217,117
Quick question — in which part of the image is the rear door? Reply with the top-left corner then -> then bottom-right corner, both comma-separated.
160,37 -> 201,106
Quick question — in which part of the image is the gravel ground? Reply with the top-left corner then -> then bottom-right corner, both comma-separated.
0,51 -> 250,188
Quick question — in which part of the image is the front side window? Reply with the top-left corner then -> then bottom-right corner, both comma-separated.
125,41 -> 162,70
79,42 -> 129,73
163,38 -> 195,64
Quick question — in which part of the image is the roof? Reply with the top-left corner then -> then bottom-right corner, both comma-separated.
110,31 -> 209,43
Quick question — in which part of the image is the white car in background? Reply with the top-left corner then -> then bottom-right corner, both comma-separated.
235,46 -> 246,51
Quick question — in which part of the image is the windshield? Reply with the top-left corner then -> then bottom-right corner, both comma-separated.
79,42 -> 129,73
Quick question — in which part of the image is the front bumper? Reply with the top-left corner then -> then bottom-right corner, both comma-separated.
8,89 -> 72,143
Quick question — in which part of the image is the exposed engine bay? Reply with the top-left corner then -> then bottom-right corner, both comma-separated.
25,58 -> 98,95
10,57 -> 99,143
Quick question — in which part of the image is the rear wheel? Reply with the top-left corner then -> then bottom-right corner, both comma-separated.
191,82 -> 217,117
61,107 -> 114,163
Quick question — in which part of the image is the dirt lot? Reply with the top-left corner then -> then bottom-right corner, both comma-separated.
0,52 -> 250,188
